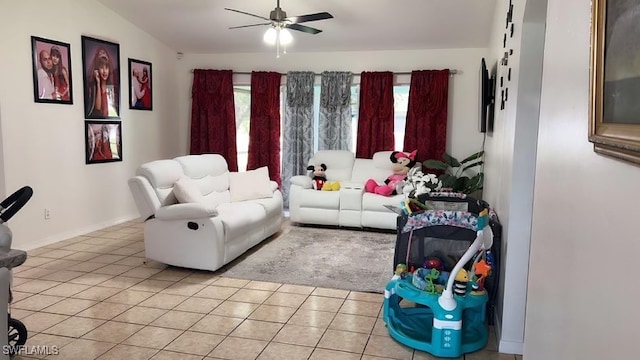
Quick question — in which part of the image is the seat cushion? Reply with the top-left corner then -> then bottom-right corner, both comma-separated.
362,192 -> 405,212
216,202 -> 266,240
299,189 -> 340,210
251,197 -> 283,220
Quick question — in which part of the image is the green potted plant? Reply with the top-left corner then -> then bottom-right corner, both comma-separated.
423,151 -> 484,196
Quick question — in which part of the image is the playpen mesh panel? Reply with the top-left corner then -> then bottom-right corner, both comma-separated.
404,236 -> 474,272
393,212 -> 502,326
393,224 -> 477,271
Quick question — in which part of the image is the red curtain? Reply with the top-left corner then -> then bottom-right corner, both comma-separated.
356,71 -> 395,159
404,70 -> 449,166
190,69 -> 238,171
247,71 -> 282,186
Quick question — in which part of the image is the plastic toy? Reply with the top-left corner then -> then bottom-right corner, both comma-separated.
472,259 -> 492,289
424,268 -> 441,295
383,208 -> 494,358
392,263 -> 408,280
453,268 -> 469,297
424,256 -> 444,271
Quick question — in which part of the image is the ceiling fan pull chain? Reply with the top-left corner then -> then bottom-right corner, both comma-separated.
276,27 -> 281,58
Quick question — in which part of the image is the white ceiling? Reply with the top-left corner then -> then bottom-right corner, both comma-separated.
96,0 -> 498,54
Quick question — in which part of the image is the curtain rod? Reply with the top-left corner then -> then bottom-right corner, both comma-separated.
190,70 -> 458,76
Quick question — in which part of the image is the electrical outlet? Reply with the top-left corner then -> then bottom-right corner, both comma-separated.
44,208 -> 51,220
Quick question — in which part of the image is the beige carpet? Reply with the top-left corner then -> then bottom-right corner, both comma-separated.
217,222 -> 397,293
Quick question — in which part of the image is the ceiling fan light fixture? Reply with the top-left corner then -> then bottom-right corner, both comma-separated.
263,27 -> 277,44
263,26 -> 293,46
227,1 -> 332,57
279,28 -> 293,45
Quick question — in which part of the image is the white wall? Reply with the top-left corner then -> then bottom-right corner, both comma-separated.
175,49 -> 488,160
482,0 -> 531,354
525,0 -> 640,358
0,0 -> 180,249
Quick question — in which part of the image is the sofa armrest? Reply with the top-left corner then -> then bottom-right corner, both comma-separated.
340,181 -> 365,190
269,181 -> 279,192
155,203 -> 218,221
290,175 -> 312,189
128,176 -> 162,220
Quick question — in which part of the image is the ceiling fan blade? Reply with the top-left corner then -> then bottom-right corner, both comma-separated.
286,23 -> 322,35
286,12 -> 333,24
229,22 -> 272,30
224,8 -> 270,21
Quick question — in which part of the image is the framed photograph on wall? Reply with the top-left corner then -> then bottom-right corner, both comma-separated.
128,58 -> 152,111
81,36 -> 120,119
31,36 -> 73,104
589,0 -> 640,164
85,121 -> 122,164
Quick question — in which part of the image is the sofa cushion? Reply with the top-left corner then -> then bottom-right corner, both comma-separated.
137,159 -> 183,206
362,192 -> 405,212
173,177 -> 204,204
299,189 -> 340,210
175,154 -> 229,178
228,166 -> 273,202
307,150 -> 355,181
216,202 -> 267,239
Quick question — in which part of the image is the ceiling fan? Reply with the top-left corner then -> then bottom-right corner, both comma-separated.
224,0 -> 334,35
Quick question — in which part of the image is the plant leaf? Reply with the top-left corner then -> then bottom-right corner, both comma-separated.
442,153 -> 461,168
424,160 -> 449,170
454,176 -> 469,192
461,161 -> 484,172
438,174 -> 457,188
459,151 -> 484,164
465,173 -> 484,193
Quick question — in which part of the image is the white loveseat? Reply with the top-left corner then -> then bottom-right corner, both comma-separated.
128,154 -> 283,271
289,150 -> 408,230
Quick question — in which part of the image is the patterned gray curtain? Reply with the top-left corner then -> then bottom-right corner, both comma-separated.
319,71 -> 353,151
282,71 -> 315,208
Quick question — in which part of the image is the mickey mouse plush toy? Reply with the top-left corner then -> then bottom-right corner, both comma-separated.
364,150 -> 417,196
307,164 -> 327,190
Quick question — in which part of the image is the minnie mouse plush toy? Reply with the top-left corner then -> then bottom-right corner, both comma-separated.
364,150 -> 417,196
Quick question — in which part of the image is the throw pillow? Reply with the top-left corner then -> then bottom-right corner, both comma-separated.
228,166 -> 273,202
173,177 -> 203,203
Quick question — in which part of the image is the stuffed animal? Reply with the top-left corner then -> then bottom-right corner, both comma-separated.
364,150 -> 417,196
321,181 -> 341,191
307,164 -> 327,190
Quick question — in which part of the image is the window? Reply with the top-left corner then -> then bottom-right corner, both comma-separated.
234,85 -> 285,172
233,86 -> 250,171
393,85 -> 410,151
235,83 -> 411,170
350,85 -> 410,152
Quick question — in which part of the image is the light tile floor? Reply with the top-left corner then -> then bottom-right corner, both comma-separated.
8,220 -> 521,360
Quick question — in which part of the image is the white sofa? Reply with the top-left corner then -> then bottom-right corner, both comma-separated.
289,150 -> 408,230
128,154 -> 283,271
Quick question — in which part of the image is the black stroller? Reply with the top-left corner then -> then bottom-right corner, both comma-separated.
0,186 -> 32,355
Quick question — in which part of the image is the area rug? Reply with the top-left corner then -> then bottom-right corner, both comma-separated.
217,223 -> 397,293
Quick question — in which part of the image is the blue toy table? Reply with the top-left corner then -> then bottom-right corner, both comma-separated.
383,198 -> 495,358
383,275 -> 489,358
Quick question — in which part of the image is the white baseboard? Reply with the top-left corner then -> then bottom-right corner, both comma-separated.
21,215 -> 139,251
499,340 -> 524,355
494,310 -> 524,355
